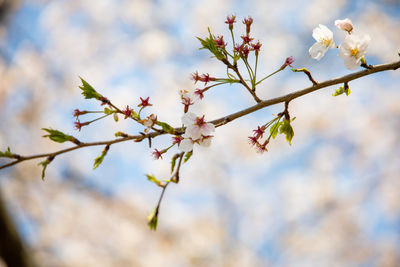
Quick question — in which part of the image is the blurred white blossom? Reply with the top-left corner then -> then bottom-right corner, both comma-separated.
335,18 -> 353,33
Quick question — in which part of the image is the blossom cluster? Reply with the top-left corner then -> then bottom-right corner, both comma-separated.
309,18 -> 371,70
177,112 -> 215,152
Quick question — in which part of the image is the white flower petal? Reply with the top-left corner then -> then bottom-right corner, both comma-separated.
200,122 -> 215,136
199,136 -> 212,147
335,18 -> 353,32
309,42 -> 328,60
185,125 -> 202,140
343,58 -> 360,70
339,33 -> 370,70
181,112 -> 196,126
179,138 -> 194,152
358,35 -> 371,53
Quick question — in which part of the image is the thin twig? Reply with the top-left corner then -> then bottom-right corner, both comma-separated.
0,131 -> 170,170
292,68 -> 318,85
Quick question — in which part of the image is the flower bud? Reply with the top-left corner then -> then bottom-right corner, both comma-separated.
281,56 -> 294,69
335,18 -> 353,33
225,15 -> 236,30
242,16 -> 253,35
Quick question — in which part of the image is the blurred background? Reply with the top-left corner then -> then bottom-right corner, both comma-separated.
0,0 -> 400,266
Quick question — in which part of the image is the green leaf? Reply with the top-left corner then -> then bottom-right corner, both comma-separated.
170,154 -> 178,174
345,87 -> 351,96
279,119 -> 294,145
0,147 -> 13,158
103,107 -> 113,115
147,207 -> 158,231
93,145 -> 109,170
79,77 -> 102,100
156,122 -> 175,134
332,86 -> 345,96
114,131 -> 128,138
184,151 -> 193,163
146,174 -> 163,187
42,128 -> 77,144
270,121 -> 281,139
38,156 -> 53,181
196,28 -> 225,60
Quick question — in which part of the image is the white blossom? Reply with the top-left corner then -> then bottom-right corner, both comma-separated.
309,24 -> 336,60
181,112 -> 215,140
179,137 -> 194,152
179,112 -> 215,152
141,114 -> 157,133
339,34 -> 371,70
199,136 -> 212,147
335,18 -> 353,33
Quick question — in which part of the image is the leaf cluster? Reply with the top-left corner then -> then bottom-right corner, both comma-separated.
197,28 -> 226,60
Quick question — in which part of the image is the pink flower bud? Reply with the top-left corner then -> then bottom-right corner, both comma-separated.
73,109 -> 87,118
242,16 -> 253,35
250,41 -> 262,55
225,15 -> 236,30
248,136 -> 258,146
213,35 -> 227,48
281,56 -> 294,69
241,35 -> 254,44
74,120 -> 90,131
152,149 -> 163,160
172,136 -> 183,145
122,105 -> 133,119
194,89 -> 205,100
335,18 -> 353,33
241,45 -> 250,58
253,126 -> 266,139
138,97 -> 152,108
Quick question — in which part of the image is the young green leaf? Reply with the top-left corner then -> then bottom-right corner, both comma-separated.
196,28 -> 225,60
333,86 -> 345,96
184,151 -> 193,163
270,121 -> 281,139
103,107 -> 113,115
38,156 -> 54,181
170,154 -> 179,174
0,147 -> 14,158
156,122 -> 175,134
93,145 -> 110,170
42,128 -> 79,144
345,87 -> 351,96
79,77 -> 102,100
146,174 -> 164,187
147,207 -> 159,231
279,119 -> 294,145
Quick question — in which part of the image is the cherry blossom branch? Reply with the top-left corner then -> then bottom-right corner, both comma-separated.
212,59 -> 400,126
0,131 -> 166,170
1,59 -> 399,171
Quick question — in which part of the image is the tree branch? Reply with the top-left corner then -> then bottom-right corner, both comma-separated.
212,59 -> 400,126
1,59 -> 399,171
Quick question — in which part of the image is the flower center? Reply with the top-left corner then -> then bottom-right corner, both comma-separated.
321,38 -> 331,47
195,115 -> 206,127
350,48 -> 359,57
